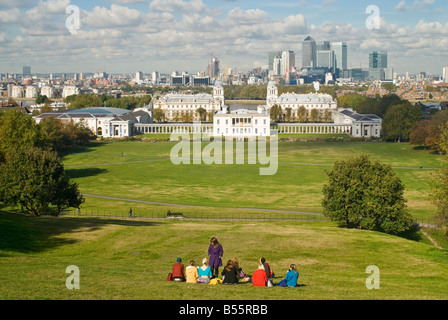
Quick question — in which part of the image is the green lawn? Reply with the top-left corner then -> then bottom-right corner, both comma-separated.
1,213 -> 447,300
60,140 -> 443,220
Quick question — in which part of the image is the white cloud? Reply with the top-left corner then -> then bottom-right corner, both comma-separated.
149,0 -> 206,14
83,4 -> 145,28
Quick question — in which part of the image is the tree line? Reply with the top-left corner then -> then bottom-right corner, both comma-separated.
0,110 -> 94,216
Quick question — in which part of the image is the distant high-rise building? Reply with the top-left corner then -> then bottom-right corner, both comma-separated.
281,50 -> 295,80
443,66 -> 448,82
135,71 -> 143,83
369,51 -> 387,69
316,41 -> 330,51
331,42 -> 348,71
23,66 -> 31,76
316,50 -> 336,72
152,71 -> 160,84
273,56 -> 281,77
268,51 -> 283,75
302,36 -> 316,68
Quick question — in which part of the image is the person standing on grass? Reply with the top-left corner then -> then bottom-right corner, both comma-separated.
208,237 -> 223,279
129,207 -> 133,218
172,257 -> 186,282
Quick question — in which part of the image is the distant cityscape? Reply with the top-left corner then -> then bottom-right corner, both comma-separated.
1,36 -> 448,105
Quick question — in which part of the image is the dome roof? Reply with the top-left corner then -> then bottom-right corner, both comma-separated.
214,80 -> 223,87
267,80 -> 277,87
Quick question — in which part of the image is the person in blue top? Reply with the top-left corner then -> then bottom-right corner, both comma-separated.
283,264 -> 299,287
197,258 -> 213,283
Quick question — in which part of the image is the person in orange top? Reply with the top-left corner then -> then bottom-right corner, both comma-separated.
172,257 -> 185,282
251,264 -> 268,287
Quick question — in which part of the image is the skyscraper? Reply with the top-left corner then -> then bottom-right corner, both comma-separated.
443,66 -> 448,82
331,42 -> 347,71
23,66 -> 31,76
316,50 -> 335,72
268,51 -> 283,75
369,51 -> 387,69
302,36 -> 316,68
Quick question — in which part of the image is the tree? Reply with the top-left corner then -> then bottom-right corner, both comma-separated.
382,102 -> 421,142
310,109 -> 319,122
298,106 -> 307,122
153,108 -> 165,122
36,95 -> 50,105
196,107 -> 207,122
0,146 -> 84,216
0,110 -> 42,162
322,155 -> 413,234
269,104 -> 282,122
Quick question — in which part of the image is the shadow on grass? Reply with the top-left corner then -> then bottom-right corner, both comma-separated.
335,222 -> 423,242
65,167 -> 108,179
0,211 -> 161,255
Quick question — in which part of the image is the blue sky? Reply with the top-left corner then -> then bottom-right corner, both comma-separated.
0,0 -> 447,75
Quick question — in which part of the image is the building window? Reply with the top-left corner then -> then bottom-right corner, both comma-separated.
255,128 -> 258,134
255,119 -> 258,125
217,119 -> 220,125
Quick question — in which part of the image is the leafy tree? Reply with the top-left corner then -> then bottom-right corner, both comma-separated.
269,104 -> 282,122
310,109 -> 319,122
298,106 -> 307,122
0,110 -> 42,162
322,155 -> 413,234
196,107 -> 207,122
0,146 -> 84,216
36,95 -> 51,105
153,108 -> 166,122
382,102 -> 421,142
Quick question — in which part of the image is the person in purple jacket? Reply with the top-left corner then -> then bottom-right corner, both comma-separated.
208,237 -> 223,279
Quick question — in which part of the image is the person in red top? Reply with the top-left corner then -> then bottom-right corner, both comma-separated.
172,257 -> 185,282
252,264 -> 268,287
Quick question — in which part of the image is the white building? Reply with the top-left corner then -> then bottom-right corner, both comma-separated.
333,108 -> 382,138
213,106 -> 271,137
40,85 -> 55,99
34,107 -> 153,138
154,81 -> 225,122
62,85 -> 79,98
266,81 -> 337,121
25,86 -> 38,99
11,85 -> 25,98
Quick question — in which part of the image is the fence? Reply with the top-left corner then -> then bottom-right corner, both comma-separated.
57,208 -> 329,222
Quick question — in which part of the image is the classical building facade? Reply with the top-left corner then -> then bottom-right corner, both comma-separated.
333,108 -> 382,138
154,81 -> 225,122
213,107 -> 271,137
34,107 -> 152,138
266,81 -> 338,121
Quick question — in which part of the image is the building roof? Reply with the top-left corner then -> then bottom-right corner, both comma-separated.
157,93 -> 218,104
338,109 -> 382,122
65,107 -> 131,116
271,92 -> 336,104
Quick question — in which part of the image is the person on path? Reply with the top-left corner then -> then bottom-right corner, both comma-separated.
208,237 -> 223,279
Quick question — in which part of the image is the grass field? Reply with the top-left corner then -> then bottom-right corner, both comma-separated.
1,138 -> 447,300
60,139 -> 442,220
1,213 -> 447,300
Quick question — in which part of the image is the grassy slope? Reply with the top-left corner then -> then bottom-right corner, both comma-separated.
0,213 -> 447,300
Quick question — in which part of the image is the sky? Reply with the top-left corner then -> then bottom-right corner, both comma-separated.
0,0 -> 447,75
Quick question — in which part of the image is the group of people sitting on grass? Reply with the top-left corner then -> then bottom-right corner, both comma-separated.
167,237 -> 299,287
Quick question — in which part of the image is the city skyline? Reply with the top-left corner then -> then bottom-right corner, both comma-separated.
0,0 -> 448,75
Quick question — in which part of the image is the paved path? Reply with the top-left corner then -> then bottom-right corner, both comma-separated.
82,193 -> 324,216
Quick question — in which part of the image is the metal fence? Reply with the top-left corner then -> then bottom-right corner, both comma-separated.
56,208 -> 329,222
